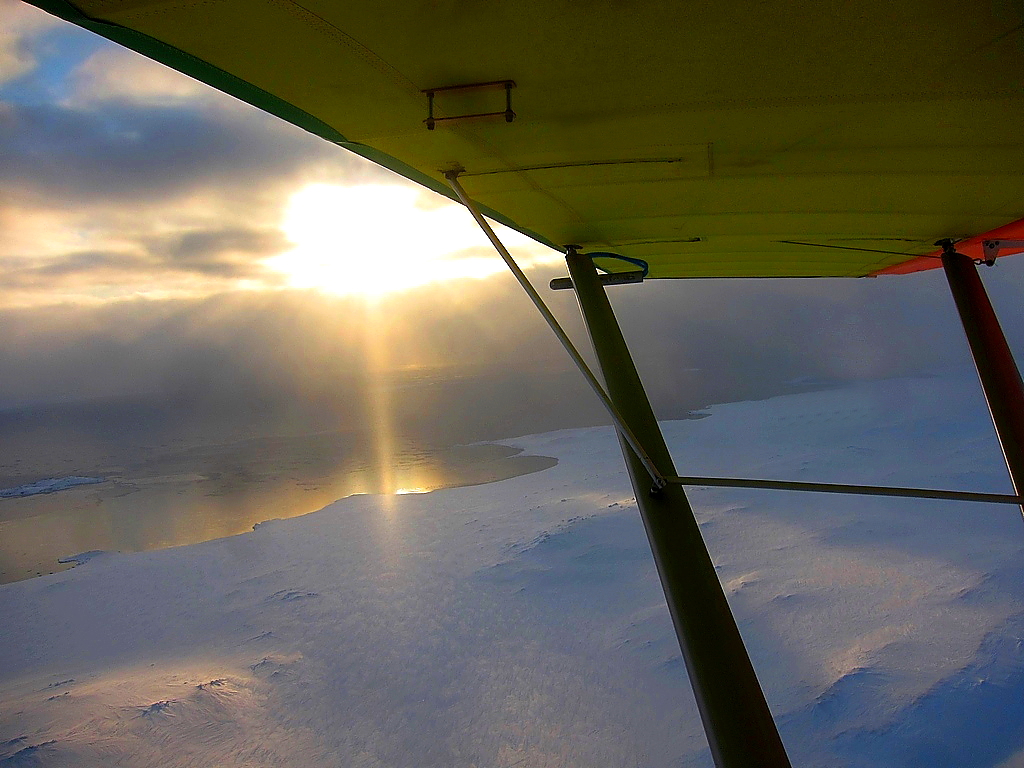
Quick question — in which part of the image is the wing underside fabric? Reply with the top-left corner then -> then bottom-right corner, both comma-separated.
28,0 -> 1024,277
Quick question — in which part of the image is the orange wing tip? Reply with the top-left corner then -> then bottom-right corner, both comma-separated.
871,216 -> 1024,276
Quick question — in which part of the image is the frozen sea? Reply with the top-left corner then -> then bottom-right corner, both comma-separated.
2,373 -> 1024,767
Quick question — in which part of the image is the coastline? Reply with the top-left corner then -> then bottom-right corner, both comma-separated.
0,431 -> 556,584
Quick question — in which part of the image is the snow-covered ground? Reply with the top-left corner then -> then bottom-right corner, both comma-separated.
2,374 -> 1023,767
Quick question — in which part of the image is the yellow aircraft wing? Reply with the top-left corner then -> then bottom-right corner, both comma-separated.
26,0 -> 1024,277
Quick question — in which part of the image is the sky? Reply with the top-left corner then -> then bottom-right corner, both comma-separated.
3,0 -> 1024,443
4,7 -> 1024,764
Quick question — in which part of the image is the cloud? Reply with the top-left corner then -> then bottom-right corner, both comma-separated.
0,286 -> 606,446
145,226 -> 291,277
0,99 -> 345,207
0,27 -> 389,210
0,185 -> 304,304
0,260 -> 1000,420
0,0 -> 61,86
67,46 -> 217,107
0,26 -> 396,306
2,249 -> 142,284
0,224 -> 289,295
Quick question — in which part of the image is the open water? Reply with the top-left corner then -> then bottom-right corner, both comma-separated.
0,396 -> 556,583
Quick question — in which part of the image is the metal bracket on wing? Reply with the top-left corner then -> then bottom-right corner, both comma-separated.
550,271 -> 645,290
423,80 -> 515,130
550,251 -> 649,291
981,239 -> 1024,266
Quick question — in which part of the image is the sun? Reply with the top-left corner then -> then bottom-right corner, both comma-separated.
264,183 -> 556,297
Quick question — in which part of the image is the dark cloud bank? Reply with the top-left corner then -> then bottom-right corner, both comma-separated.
4,259 -> 1020,449
0,224 -> 289,291
0,99 -> 344,206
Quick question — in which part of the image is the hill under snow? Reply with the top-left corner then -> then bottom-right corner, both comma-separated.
2,374 -> 1023,767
